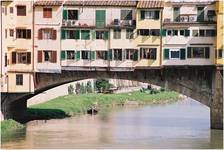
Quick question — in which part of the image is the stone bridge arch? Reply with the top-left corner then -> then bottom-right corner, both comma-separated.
1,66 -> 223,129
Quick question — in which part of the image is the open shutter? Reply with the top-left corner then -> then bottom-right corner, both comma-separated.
74,30 -> 80,39
108,49 -> 112,60
52,29 -> 57,40
27,52 -> 31,64
76,51 -> 80,60
27,30 -> 31,39
134,49 -> 138,61
104,31 -> 109,40
161,29 -> 166,36
164,49 -> 169,60
187,47 -> 191,58
12,52 -> 16,64
152,49 -> 157,60
38,29 -> 42,40
61,51 -> 65,60
63,9 -> 68,20
180,48 -> 186,60
205,47 -> 210,58
37,51 -> 42,63
155,10 -> 160,19
61,29 -> 66,39
122,49 -> 126,60
90,51 -> 95,60
184,29 -> 190,37
52,51 -> 57,63
140,10 -> 145,20
92,30 -> 96,39
140,48 -> 142,59
104,51 -> 108,60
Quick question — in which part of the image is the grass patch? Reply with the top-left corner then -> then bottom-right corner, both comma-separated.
1,119 -> 24,135
28,91 -> 179,119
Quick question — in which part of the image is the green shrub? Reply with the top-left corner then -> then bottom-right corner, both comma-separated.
68,84 -> 74,95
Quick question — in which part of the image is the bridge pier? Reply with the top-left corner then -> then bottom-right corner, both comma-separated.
210,69 -> 223,129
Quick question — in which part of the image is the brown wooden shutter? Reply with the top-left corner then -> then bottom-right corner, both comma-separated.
52,51 -> 57,63
38,51 -> 42,63
27,52 -> 31,64
38,29 -> 42,40
12,52 -> 16,64
27,30 -> 31,39
52,29 -> 56,40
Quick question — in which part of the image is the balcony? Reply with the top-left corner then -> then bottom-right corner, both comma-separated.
107,19 -> 136,29
62,19 -> 95,28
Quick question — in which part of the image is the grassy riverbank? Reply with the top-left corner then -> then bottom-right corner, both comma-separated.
27,91 -> 180,120
1,119 -> 24,135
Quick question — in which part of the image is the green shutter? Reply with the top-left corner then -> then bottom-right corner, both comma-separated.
81,30 -> 90,40
205,47 -> 210,58
140,10 -> 145,20
76,51 -> 80,60
92,30 -> 96,39
96,10 -> 106,28
63,9 -> 68,20
180,48 -> 186,60
104,31 -> 109,40
173,7 -> 180,22
74,30 -> 80,39
140,48 -> 142,59
197,7 -> 204,22
108,49 -> 112,60
184,29 -> 190,37
164,49 -> 169,60
134,50 -> 138,61
90,51 -> 95,60
104,51 -> 108,60
61,51 -> 66,60
187,47 -> 191,58
61,29 -> 66,39
161,29 -> 166,36
155,10 -> 160,19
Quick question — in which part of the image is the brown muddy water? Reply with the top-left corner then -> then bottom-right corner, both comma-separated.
1,98 -> 223,149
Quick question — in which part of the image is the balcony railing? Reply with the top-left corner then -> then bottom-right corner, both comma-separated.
107,19 -> 136,28
62,19 -> 95,28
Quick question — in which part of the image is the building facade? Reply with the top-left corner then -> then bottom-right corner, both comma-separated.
0,0 -> 221,93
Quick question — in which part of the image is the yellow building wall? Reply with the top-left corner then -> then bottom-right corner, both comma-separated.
216,1 -> 224,65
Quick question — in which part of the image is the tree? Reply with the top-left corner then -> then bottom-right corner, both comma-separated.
86,81 -> 93,93
95,78 -> 113,93
68,84 -> 74,95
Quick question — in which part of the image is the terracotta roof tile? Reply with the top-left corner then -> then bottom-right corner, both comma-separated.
34,0 -> 63,6
137,0 -> 164,9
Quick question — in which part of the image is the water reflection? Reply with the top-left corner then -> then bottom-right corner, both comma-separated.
1,98 -> 223,149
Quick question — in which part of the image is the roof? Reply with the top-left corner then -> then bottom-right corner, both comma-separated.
64,0 -> 137,7
34,0 -> 63,6
137,1 -> 164,8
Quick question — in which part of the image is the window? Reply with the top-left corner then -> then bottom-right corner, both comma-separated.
141,10 -> 160,20
2,7 -> 4,14
81,30 -> 90,40
17,6 -> 26,16
44,51 -> 52,62
173,30 -> 178,36
170,50 -> 180,59
10,7 -> 13,14
140,48 -> 156,59
179,29 -> 190,36
113,29 -> 121,39
121,10 -> 132,20
96,51 -> 107,60
38,29 -> 56,40
114,49 -> 122,61
150,29 -> 160,36
138,29 -> 149,36
5,29 -> 7,38
187,47 -> 210,58
95,31 -> 108,40
43,8 -> 52,18
199,29 -> 205,36
5,53 -> 7,67
82,51 -> 90,60
9,29 -> 14,37
67,51 -> 75,59
68,10 -> 78,20
126,49 -> 138,61
41,51 -> 57,62
206,29 -> 216,37
11,52 -> 31,64
18,53 -> 28,64
207,10 -> 216,20
61,30 -> 80,39
16,74 -> 23,85
126,29 -> 133,39
180,30 -> 184,36
167,30 -> 172,36
197,7 -> 204,22
193,30 -> 199,37
16,29 -> 31,39
173,7 -> 180,22
218,49 -> 224,58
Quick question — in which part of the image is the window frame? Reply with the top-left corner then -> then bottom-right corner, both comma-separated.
17,5 -> 26,16
43,7 -> 52,18
16,74 -> 23,86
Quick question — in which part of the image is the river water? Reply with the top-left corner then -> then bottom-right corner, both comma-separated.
1,98 -> 223,149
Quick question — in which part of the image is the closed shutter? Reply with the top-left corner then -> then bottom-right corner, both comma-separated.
122,49 -> 126,60
27,30 -> 31,39
74,30 -> 80,39
90,51 -> 95,60
92,30 -> 96,39
108,49 -> 112,60
61,29 -> 66,39
205,47 -> 210,58
52,29 -> 57,40
63,9 -> 67,20
27,52 -> 31,64
184,29 -> 190,37
140,10 -> 145,20
81,30 -> 90,40
140,48 -> 142,59
12,52 -> 16,64
38,29 -> 42,40
161,29 -> 166,36
52,51 -> 57,63
104,51 -> 108,60
96,10 -> 106,28
152,49 -> 157,60
155,10 -> 160,19
61,51 -> 65,60
164,49 -> 169,59
104,31 -> 109,40
38,51 -> 42,63
187,47 -> 191,58
76,51 -> 80,60
180,48 -> 186,60
134,49 -> 138,61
